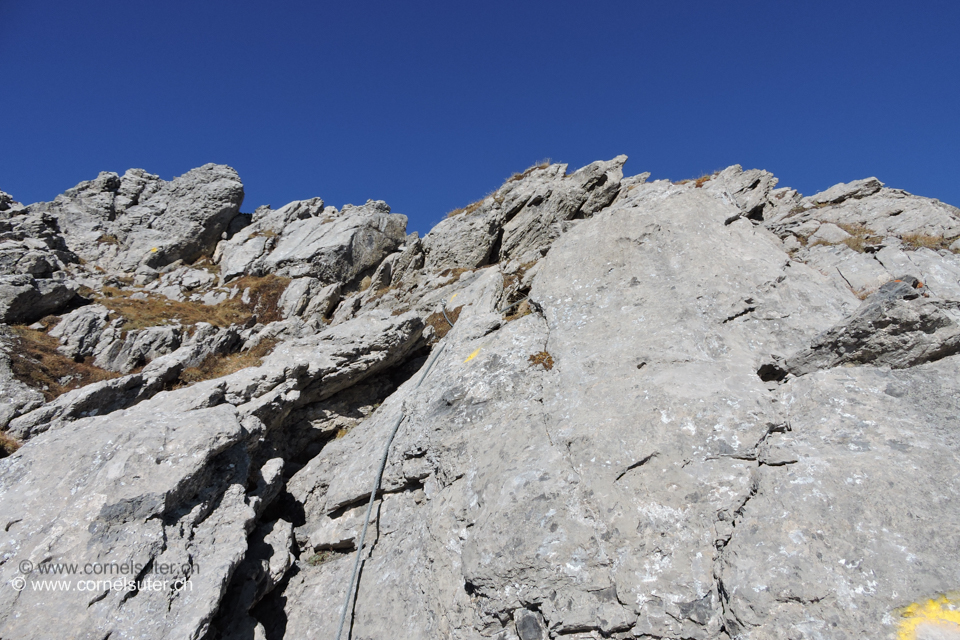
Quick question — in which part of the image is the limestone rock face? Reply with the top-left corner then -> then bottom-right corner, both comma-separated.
2,159 -> 960,640
28,164 -> 243,272
217,198 -> 407,284
421,155 -> 628,271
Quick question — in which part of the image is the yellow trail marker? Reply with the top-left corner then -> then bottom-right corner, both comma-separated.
897,594 -> 960,640
464,347 -> 481,363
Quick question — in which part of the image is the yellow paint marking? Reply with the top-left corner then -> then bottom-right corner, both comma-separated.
449,292 -> 457,300
897,594 -> 960,640
464,347 -> 481,363
150,247 -> 158,253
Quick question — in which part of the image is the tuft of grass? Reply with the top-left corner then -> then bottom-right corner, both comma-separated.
438,267 -> 474,280
424,306 -> 462,340
902,233 -> 953,252
251,228 -> 278,238
528,351 -> 554,370
190,256 -> 221,273
7,326 -> 122,402
96,234 -> 120,245
836,223 -> 883,253
447,198 -> 487,218
675,171 -> 718,187
504,299 -> 532,322
178,338 -> 277,385
359,275 -> 373,291
306,551 -> 332,566
0,431 -> 21,458
96,274 -> 290,331
501,261 -> 537,293
365,285 -> 398,304
507,159 -> 552,183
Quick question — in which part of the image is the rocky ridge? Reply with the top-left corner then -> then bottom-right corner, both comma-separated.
1,162 -> 959,640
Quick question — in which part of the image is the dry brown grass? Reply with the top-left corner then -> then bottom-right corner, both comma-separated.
675,171 -> 717,187
507,159 -> 552,183
178,338 -> 277,385
901,233 -> 954,252
96,274 -> 290,331
504,299 -> 532,322
501,261 -> 537,293
528,351 -> 554,370
7,326 -> 122,402
424,306 -> 462,340
439,267 -> 474,280
96,234 -> 120,245
447,198 -> 487,218
833,223 -> 882,253
0,431 -> 21,458
191,256 -> 221,273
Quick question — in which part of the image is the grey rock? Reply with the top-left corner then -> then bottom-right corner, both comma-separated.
0,327 -> 45,430
6,365 -> 179,440
783,286 -> 960,375
116,164 -> 244,271
0,403 -> 256,640
280,179 -> 856,638
213,518 -> 295,638
0,274 -> 77,324
799,243 -> 894,297
810,176 -> 884,204
262,200 -> 406,282
303,282 -> 341,320
700,164 -> 780,221
214,198 -> 326,282
0,309 -> 425,640
29,164 -> 243,272
421,196 -> 503,270
5,158 -> 960,640
217,198 -> 407,285
514,608 -> 548,640
0,190 -> 18,212
7,323 -> 241,439
49,304 -> 110,359
767,177 -> 960,242
421,156 -> 627,273
93,324 -> 182,373
276,277 -> 326,319
497,155 -> 626,263
809,221 -> 852,244
719,358 -> 960,639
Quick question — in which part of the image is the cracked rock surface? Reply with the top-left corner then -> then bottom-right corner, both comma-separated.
1,161 -> 959,640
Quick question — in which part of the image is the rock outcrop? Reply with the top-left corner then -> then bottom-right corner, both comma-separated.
2,160 -> 959,640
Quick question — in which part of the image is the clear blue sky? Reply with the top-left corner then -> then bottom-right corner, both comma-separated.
2,1 -> 958,234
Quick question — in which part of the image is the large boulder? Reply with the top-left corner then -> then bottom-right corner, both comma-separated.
216,198 -> 407,285
0,274 -> 77,324
29,164 -> 244,272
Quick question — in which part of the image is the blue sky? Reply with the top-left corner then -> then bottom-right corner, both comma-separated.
2,0 -> 958,234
